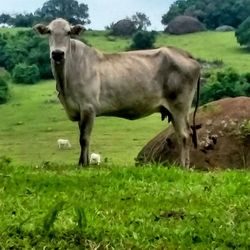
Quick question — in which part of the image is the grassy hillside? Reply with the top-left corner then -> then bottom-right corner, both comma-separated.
85,31 -> 250,73
0,30 -> 250,165
0,81 -> 166,165
0,30 -> 249,249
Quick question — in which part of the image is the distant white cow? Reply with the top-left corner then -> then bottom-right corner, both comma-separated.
57,139 -> 71,149
90,153 -> 101,165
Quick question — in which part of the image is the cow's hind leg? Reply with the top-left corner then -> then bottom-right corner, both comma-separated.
172,113 -> 191,168
78,107 -> 95,166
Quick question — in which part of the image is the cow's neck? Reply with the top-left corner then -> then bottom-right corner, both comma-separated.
52,61 -> 66,96
52,40 -> 102,96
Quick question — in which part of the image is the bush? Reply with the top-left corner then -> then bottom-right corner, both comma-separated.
129,31 -> 157,50
235,17 -> 250,47
12,63 -> 40,84
200,68 -> 250,104
0,30 -> 52,81
0,69 -> 10,104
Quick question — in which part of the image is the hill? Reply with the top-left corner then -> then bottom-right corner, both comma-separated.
0,30 -> 249,249
0,30 -> 250,165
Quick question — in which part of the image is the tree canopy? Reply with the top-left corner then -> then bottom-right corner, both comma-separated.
162,0 -> 250,29
0,0 -> 90,27
35,0 -> 90,25
235,17 -> 250,47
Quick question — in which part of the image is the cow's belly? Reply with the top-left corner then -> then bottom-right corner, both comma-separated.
99,95 -> 162,120
101,108 -> 156,120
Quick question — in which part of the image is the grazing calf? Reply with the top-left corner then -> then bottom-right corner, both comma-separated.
57,139 -> 71,149
34,18 -> 200,168
90,153 -> 101,165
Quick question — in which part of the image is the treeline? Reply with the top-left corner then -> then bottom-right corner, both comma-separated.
0,0 -> 89,27
162,0 -> 250,29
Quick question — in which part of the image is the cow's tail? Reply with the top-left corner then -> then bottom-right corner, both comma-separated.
191,76 -> 201,149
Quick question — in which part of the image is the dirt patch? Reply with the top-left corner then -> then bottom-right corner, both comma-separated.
136,97 -> 250,170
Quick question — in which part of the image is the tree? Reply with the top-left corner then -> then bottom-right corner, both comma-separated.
131,12 -> 151,30
10,13 -> 37,27
235,17 -> 250,47
162,0 -> 250,29
34,0 -> 90,24
0,14 -> 12,25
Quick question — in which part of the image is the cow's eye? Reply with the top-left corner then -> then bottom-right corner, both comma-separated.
67,31 -> 71,36
47,29 -> 51,34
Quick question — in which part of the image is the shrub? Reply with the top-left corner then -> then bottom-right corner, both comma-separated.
12,63 -> 40,84
129,30 -> 157,50
0,30 -> 52,81
0,68 -> 10,104
200,68 -> 250,104
235,17 -> 250,47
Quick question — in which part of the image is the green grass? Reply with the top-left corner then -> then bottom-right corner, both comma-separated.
84,30 -> 250,73
0,81 -> 166,166
0,30 -> 250,248
156,31 -> 250,73
0,162 -> 249,249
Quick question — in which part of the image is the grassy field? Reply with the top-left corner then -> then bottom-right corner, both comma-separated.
84,30 -> 250,73
0,162 -> 249,249
0,81 -> 166,166
0,30 -> 250,248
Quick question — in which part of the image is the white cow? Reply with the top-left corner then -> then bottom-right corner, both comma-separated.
34,18 -> 200,168
57,139 -> 71,149
90,153 -> 101,165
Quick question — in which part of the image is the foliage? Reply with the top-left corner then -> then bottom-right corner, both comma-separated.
108,12 -> 151,36
0,13 -> 38,27
162,0 -> 250,29
235,17 -> 250,47
0,68 -> 10,104
12,63 -> 40,84
0,0 -> 89,27
34,0 -> 90,25
131,12 -> 151,30
129,31 -> 157,50
200,68 -> 250,104
0,29 -> 52,81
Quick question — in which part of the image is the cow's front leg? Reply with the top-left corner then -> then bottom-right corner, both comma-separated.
78,106 -> 95,167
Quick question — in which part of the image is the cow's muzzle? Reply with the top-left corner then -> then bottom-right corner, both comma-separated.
52,50 -> 65,63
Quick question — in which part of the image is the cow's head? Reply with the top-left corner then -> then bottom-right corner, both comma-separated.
33,18 -> 85,63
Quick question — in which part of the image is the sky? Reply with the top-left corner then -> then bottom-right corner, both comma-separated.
0,0 -> 174,30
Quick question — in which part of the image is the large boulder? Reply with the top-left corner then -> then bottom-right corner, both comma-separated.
165,15 -> 206,35
215,25 -> 235,32
110,19 -> 136,36
136,97 -> 250,170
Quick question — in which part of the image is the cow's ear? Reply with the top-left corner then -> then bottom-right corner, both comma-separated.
70,24 -> 85,35
33,23 -> 50,35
